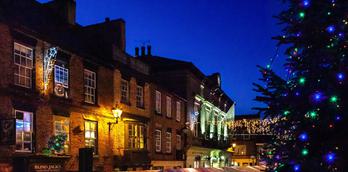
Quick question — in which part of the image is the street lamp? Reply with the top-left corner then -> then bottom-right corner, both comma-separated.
108,107 -> 122,131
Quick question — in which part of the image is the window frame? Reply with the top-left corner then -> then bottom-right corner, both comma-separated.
165,131 -> 172,153
176,134 -> 181,150
84,120 -> 98,154
84,69 -> 97,104
15,110 -> 33,152
126,123 -> 146,150
166,96 -> 172,118
155,90 -> 161,113
54,65 -> 69,88
155,129 -> 162,152
176,101 -> 181,122
54,119 -> 70,154
120,79 -> 130,103
13,42 -> 33,88
136,85 -> 144,108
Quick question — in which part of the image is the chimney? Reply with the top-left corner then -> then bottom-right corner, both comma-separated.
135,47 -> 139,57
147,45 -> 152,56
51,0 -> 76,25
141,46 -> 146,56
105,17 -> 110,23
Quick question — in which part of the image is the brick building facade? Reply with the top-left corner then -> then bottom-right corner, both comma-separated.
0,0 -> 154,171
148,84 -> 187,170
0,0 -> 235,171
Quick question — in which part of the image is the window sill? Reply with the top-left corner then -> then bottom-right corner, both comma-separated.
136,105 -> 145,110
121,101 -> 131,106
82,102 -> 100,107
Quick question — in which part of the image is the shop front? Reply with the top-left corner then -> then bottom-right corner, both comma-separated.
12,155 -> 69,172
186,146 -> 232,168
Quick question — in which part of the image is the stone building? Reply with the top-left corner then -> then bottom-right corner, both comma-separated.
0,0 -> 153,171
139,49 -> 235,168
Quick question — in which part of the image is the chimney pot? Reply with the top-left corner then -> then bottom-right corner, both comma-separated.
141,46 -> 146,56
105,17 -> 110,22
135,47 -> 139,57
147,45 -> 152,56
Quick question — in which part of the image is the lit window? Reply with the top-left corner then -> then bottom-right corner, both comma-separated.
121,79 -> 129,103
85,121 -> 97,154
14,43 -> 33,88
165,132 -> 172,153
136,85 -> 144,108
166,96 -> 171,118
155,91 -> 161,113
15,110 -> 33,152
127,123 -> 145,150
54,119 -> 69,154
54,65 -> 69,88
176,101 -> 181,121
155,129 -> 161,152
84,69 -> 96,104
176,134 -> 181,150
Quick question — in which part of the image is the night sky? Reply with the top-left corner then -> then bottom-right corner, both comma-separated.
38,0 -> 287,115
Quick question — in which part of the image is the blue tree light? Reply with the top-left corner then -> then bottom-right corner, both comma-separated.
299,133 -> 308,141
312,92 -> 324,102
337,73 -> 344,81
336,115 -> 341,121
293,164 -> 300,171
326,25 -> 335,33
303,0 -> 310,7
326,153 -> 335,163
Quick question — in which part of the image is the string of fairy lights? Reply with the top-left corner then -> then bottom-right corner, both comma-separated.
229,118 -> 279,136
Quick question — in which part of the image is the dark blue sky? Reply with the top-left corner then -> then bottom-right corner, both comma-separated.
39,0 -> 286,115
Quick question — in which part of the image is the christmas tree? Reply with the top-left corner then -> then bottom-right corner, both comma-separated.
253,0 -> 348,171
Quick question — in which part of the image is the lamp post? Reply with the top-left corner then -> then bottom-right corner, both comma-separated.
108,107 -> 122,132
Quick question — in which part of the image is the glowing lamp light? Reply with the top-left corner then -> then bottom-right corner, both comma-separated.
299,12 -> 305,18
112,108 -> 123,122
299,133 -> 308,141
326,153 -> 335,163
108,107 -> 123,132
326,25 -> 335,33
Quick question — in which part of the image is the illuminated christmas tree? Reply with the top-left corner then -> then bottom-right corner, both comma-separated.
253,0 -> 348,171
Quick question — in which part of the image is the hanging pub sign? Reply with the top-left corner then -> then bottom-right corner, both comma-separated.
0,118 -> 16,145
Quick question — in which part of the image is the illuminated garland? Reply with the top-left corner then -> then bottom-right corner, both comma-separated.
43,47 -> 58,91
228,118 -> 280,135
